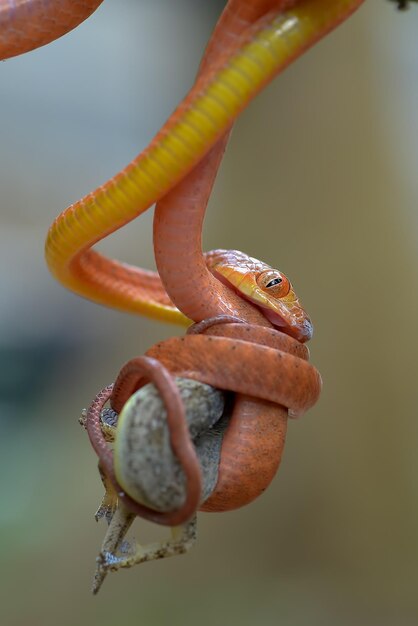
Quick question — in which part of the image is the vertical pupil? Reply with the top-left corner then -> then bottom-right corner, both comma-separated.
266,277 -> 282,288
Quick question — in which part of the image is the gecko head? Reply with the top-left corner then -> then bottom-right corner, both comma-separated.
209,250 -> 313,343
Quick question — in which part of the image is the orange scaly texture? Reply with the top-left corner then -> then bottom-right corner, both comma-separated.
3,1 -> 365,520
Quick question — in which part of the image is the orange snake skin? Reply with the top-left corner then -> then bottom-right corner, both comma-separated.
2,0 -> 366,525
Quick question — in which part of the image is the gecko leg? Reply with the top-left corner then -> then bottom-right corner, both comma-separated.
93,502 -> 136,594
94,463 -> 118,524
93,505 -> 197,594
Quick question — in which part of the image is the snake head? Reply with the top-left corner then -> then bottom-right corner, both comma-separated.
207,249 -> 313,343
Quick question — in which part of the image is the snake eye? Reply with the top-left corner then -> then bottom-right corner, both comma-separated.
257,270 -> 291,298
265,278 -> 282,288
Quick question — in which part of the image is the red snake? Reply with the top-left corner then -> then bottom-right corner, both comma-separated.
1,0 -> 365,525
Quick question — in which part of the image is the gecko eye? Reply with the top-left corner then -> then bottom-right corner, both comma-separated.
257,270 -> 291,298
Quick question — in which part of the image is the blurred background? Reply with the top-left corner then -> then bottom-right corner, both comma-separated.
1,0 -> 418,624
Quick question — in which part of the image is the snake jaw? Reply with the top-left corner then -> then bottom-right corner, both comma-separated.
241,284 -> 313,343
256,299 -> 313,343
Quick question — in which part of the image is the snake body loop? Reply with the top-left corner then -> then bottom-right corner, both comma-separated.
3,0 -> 365,524
41,0 -> 365,322
87,357 -> 203,527
86,318 -> 321,524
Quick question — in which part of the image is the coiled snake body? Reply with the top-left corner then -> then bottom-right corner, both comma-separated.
1,0 -> 365,588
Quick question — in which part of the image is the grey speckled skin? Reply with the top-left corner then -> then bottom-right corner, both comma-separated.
112,378 -> 229,512
90,378 -> 229,593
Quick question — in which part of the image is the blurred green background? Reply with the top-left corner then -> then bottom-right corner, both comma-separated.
1,1 -> 418,624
